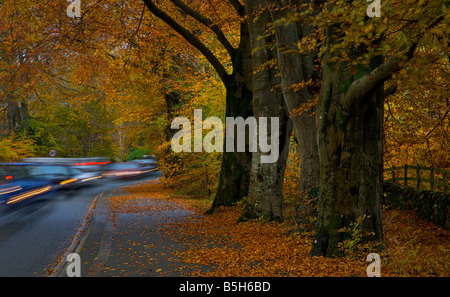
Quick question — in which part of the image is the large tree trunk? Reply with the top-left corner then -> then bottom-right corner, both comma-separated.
143,0 -> 253,213
240,0 -> 292,221
207,22 -> 253,213
268,0 -> 320,228
310,26 -> 384,257
271,0 -> 320,195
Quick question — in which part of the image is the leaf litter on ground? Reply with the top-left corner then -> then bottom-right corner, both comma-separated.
85,180 -> 449,277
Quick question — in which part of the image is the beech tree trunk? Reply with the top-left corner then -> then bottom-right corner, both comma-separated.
143,0 -> 254,213
241,0 -> 292,221
271,2 -> 320,193
311,26 -> 384,256
269,0 -> 320,227
143,0 -> 253,212
208,21 -> 254,212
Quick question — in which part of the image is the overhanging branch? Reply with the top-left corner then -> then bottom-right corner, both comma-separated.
344,43 -> 417,106
168,0 -> 236,59
228,0 -> 245,17
143,0 -> 229,83
345,15 -> 445,106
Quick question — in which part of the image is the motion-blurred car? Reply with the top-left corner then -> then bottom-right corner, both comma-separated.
26,163 -> 78,189
22,157 -> 107,188
67,166 -> 103,188
0,163 -> 57,206
102,162 -> 145,179
131,157 -> 158,174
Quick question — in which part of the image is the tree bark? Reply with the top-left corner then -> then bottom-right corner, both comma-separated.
240,0 -> 292,221
207,21 -> 254,212
311,25 -> 384,257
270,2 -> 320,193
268,0 -> 320,227
310,16 -> 424,255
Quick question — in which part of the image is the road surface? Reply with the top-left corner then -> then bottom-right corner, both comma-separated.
0,172 -> 160,276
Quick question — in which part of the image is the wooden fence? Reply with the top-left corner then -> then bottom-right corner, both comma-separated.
384,165 -> 450,194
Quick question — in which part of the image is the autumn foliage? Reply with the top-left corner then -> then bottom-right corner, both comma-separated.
1,0 -> 449,272
79,180 -> 449,277
384,49 -> 449,168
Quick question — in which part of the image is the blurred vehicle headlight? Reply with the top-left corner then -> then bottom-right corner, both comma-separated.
0,186 -> 22,196
60,178 -> 78,185
7,186 -> 52,205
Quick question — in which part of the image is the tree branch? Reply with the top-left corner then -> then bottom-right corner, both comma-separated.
344,43 -> 417,106
168,0 -> 235,59
345,15 -> 445,106
143,0 -> 229,83
228,0 -> 245,17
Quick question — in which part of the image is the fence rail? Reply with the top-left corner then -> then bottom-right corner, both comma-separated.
384,165 -> 449,194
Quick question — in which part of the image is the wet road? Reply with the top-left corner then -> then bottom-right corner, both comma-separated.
0,172 -> 160,276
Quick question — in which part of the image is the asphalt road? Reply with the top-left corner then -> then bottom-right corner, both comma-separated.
0,172 -> 160,277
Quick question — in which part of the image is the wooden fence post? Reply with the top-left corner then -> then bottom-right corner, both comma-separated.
384,165 -> 449,193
